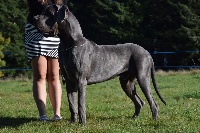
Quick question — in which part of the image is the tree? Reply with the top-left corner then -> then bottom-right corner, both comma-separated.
0,0 -> 200,74
69,0 -> 142,45
0,33 -> 10,77
139,0 -> 200,65
0,0 -> 30,75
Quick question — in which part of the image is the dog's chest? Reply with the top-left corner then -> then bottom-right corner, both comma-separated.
63,48 -> 90,72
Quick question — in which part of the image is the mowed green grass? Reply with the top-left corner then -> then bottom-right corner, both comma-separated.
0,70 -> 200,133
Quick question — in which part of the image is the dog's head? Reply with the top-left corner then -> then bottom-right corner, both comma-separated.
34,5 -> 69,37
35,5 -> 83,40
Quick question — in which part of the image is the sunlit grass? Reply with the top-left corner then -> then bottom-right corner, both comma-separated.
0,70 -> 200,132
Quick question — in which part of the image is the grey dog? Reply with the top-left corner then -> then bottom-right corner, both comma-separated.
35,5 -> 166,124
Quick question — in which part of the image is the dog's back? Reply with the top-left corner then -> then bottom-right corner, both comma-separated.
78,43 -> 152,84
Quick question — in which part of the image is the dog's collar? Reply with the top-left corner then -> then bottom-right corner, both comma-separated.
65,39 -> 88,51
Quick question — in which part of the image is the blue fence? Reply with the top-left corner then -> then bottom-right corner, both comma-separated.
150,50 -> 200,70
1,51 -> 200,70
150,50 -> 200,54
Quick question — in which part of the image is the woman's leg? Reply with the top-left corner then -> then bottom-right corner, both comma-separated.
31,56 -> 48,117
47,57 -> 62,117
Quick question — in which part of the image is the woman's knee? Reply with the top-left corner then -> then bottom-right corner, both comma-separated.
35,72 -> 47,81
47,72 -> 60,82
31,56 -> 48,81
47,57 -> 60,81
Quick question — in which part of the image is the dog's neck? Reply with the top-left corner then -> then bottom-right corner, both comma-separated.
59,32 -> 87,50
58,11 -> 87,50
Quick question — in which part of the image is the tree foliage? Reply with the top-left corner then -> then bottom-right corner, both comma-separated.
0,0 -> 29,72
138,0 -> 200,65
0,33 -> 10,77
0,0 -> 200,76
69,0 -> 142,45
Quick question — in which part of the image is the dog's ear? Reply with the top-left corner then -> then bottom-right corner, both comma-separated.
64,10 -> 69,20
63,5 -> 69,20
57,5 -> 69,23
63,5 -> 69,11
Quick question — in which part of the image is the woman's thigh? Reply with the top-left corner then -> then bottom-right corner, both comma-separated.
31,56 -> 48,79
47,57 -> 60,79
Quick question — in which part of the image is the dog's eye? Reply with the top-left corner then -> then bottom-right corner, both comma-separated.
48,6 -> 56,14
42,6 -> 55,16
43,9 -> 53,17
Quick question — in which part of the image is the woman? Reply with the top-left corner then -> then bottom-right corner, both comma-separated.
25,0 -> 67,121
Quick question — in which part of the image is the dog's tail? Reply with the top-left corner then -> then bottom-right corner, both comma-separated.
151,63 -> 166,105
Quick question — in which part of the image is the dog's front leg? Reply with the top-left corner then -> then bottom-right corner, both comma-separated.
66,80 -> 78,123
77,78 -> 87,124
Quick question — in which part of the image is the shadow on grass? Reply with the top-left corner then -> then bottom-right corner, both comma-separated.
0,117 -> 38,128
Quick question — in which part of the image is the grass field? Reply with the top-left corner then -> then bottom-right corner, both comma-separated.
0,70 -> 200,133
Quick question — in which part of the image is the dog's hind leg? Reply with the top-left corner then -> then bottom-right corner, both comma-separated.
119,75 -> 145,118
66,80 -> 78,123
137,67 -> 159,120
